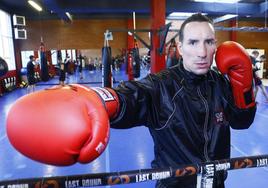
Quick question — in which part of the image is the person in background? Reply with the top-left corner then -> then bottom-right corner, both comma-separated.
59,60 -> 65,86
64,54 -> 71,79
250,50 -> 268,102
260,54 -> 267,78
26,55 -> 36,93
251,50 -> 259,66
252,54 -> 268,102
78,54 -> 83,79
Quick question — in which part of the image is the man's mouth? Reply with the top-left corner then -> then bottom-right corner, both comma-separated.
196,62 -> 209,68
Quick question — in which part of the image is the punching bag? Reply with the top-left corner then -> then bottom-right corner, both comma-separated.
102,46 -> 113,87
127,49 -> 134,81
40,42 -> 49,81
0,57 -> 8,77
132,46 -> 140,78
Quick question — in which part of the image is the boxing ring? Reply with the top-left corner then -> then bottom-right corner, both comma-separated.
0,154 -> 267,187
1,69 -> 268,188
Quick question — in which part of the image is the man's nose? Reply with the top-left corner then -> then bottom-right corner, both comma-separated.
197,44 -> 207,58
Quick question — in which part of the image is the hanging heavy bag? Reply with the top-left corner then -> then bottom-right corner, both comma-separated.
0,57 -> 8,77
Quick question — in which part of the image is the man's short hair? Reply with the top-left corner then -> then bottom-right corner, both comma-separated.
252,50 -> 259,56
260,54 -> 266,60
29,55 -> 34,60
179,13 -> 214,42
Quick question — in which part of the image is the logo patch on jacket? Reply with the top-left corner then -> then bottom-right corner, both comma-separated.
214,111 -> 224,124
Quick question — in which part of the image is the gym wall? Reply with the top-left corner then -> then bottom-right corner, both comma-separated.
17,18 -> 151,51
16,17 -> 268,72
18,17 -> 268,50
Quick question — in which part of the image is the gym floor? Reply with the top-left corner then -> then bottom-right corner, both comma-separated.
0,68 -> 268,188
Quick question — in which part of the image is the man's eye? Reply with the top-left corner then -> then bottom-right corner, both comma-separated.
189,41 -> 196,45
207,40 -> 215,45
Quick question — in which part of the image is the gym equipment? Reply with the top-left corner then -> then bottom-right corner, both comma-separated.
20,67 -> 28,84
0,57 -> 8,77
216,41 -> 255,109
19,81 -> 28,88
34,71 -> 41,82
0,154 -> 268,187
132,42 -> 141,78
20,67 -> 27,75
40,42 -> 49,81
102,44 -> 113,87
3,76 -> 16,92
6,84 -> 118,166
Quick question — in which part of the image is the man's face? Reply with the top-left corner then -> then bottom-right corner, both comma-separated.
178,21 -> 216,75
253,53 -> 259,59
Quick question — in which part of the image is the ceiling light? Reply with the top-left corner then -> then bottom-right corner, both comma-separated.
213,14 -> 237,23
66,12 -> 72,20
194,0 -> 240,3
167,12 -> 207,19
169,12 -> 196,17
28,0 -> 42,12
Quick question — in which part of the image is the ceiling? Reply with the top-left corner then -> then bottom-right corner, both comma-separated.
0,0 -> 267,23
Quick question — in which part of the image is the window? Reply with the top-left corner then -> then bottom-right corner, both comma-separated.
61,50 -> 66,61
51,50 -> 58,65
71,49 -> 76,61
21,51 -> 34,67
0,9 -> 16,70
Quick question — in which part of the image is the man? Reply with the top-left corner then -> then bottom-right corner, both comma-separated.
109,14 -> 256,187
252,54 -> 268,102
251,50 -> 259,66
26,55 -> 36,93
7,14 -> 256,188
78,54 -> 84,79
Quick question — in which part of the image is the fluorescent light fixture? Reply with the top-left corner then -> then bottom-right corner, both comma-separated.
194,0 -> 240,3
167,12 -> 207,19
213,14 -> 237,23
28,0 -> 42,12
65,12 -> 73,20
169,12 -> 197,17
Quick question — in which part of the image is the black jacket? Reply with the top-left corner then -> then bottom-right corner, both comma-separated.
111,63 -> 256,187
27,60 -> 35,76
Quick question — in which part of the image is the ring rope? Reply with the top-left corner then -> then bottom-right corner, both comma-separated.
0,154 -> 268,187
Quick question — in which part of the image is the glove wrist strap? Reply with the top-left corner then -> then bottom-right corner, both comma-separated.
91,87 -> 120,119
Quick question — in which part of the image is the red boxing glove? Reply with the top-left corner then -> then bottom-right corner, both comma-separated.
215,41 -> 255,109
6,84 -> 119,166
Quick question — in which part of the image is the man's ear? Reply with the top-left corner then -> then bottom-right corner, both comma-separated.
178,42 -> 183,55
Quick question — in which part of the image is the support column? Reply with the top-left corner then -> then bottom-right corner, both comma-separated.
230,20 -> 237,41
150,0 -> 166,73
127,19 -> 135,49
127,19 -> 135,80
13,40 -> 22,86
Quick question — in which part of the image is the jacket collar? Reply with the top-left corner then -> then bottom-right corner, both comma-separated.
177,62 -> 217,85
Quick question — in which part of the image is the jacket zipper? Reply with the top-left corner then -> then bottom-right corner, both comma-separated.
197,86 -> 210,162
